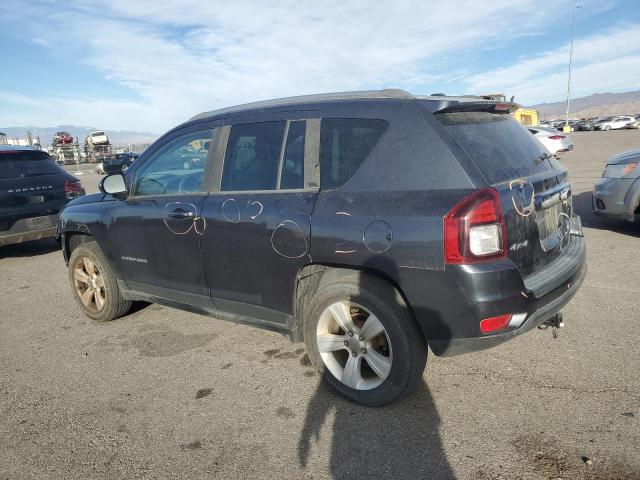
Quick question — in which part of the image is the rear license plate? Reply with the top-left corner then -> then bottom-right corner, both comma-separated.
540,202 -> 562,238
26,216 -> 53,229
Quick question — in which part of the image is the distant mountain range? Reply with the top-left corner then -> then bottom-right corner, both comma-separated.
0,125 -> 159,147
530,90 -> 640,120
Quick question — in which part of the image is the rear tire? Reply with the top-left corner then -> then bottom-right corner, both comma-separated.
68,241 -> 132,322
303,273 -> 427,406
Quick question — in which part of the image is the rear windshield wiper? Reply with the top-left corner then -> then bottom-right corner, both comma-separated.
534,152 -> 554,165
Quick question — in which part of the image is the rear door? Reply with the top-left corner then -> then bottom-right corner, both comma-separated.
0,150 -> 72,233
200,117 -> 319,324
435,112 -> 574,278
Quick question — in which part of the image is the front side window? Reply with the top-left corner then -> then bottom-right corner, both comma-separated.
320,118 -> 388,189
134,129 -> 213,196
222,121 -> 286,191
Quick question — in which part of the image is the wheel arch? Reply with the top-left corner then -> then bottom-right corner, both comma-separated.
625,177 -> 640,217
292,262 -> 418,342
63,232 -> 95,264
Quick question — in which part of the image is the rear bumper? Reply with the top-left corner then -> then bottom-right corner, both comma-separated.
432,257 -> 586,356
401,223 -> 586,357
559,142 -> 574,152
0,214 -> 58,246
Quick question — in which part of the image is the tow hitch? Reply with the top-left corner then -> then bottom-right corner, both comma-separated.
538,312 -> 565,339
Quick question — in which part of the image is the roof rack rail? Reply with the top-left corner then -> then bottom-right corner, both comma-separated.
190,89 -> 414,121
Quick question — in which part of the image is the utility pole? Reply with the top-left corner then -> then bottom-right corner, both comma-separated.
564,3 -> 582,133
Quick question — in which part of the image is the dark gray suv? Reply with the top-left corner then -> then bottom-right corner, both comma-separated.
57,90 -> 586,405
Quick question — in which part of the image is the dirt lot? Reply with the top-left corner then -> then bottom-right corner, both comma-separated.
1,130 -> 639,479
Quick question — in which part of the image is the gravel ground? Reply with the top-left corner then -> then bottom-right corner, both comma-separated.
1,130 -> 639,479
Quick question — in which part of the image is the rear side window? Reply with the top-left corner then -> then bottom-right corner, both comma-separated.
320,118 -> 388,189
436,112 -> 551,184
222,121 -> 286,191
0,151 -> 63,180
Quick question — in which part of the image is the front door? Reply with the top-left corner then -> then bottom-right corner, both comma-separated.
109,127 -> 215,306
200,119 -> 319,325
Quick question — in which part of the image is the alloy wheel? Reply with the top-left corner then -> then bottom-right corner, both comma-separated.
316,301 -> 393,390
73,256 -> 106,312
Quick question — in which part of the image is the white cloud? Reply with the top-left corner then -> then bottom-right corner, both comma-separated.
464,22 -> 640,105
1,0 -> 638,131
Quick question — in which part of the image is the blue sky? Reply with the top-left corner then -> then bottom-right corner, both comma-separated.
1,0 -> 639,133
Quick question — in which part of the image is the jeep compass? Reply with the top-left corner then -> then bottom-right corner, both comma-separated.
57,90 -> 586,406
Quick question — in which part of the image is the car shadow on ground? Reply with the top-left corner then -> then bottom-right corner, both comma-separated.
572,192 -> 639,238
298,259 -> 455,479
0,237 -> 60,259
298,378 -> 454,479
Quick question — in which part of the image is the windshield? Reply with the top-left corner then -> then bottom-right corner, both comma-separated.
0,151 -> 64,180
436,112 -> 553,184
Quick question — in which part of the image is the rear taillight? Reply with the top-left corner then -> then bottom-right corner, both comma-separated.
548,135 -> 566,140
444,188 -> 506,264
64,180 -> 83,198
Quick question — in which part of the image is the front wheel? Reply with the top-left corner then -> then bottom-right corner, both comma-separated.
304,273 -> 427,406
68,241 -> 132,321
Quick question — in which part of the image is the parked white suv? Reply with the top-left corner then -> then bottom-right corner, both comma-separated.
87,130 -> 109,146
595,116 -> 634,131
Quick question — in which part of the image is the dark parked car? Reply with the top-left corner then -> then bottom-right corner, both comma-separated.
100,152 -> 139,175
573,119 -> 595,131
1,146 -> 84,247
57,90 -> 586,405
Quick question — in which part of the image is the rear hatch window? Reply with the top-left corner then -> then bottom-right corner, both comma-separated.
0,151 -> 64,179
436,110 -> 573,278
436,112 -> 550,184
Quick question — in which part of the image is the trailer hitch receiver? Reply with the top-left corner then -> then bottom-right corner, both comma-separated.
538,312 -> 564,339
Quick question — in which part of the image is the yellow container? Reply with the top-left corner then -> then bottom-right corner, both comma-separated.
513,108 -> 539,126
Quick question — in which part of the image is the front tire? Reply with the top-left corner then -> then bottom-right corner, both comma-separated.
304,273 -> 427,406
68,241 -> 132,321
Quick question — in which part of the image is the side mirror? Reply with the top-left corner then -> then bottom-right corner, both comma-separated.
99,173 -> 127,199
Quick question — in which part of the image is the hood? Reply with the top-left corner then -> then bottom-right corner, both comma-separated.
607,148 -> 640,165
65,192 -> 112,206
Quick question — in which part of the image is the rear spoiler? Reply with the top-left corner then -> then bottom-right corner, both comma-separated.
434,101 -> 520,114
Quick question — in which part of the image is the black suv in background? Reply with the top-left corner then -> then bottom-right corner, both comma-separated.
1,146 -> 84,247
101,152 -> 139,175
57,90 -> 586,405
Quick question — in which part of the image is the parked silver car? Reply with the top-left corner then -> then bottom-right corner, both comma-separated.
594,116 -> 635,131
592,148 -> 640,222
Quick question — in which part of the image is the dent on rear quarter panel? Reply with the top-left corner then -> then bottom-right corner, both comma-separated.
310,100 -> 478,278
307,99 -> 488,346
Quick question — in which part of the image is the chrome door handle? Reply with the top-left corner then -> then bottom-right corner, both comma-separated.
167,208 -> 194,219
